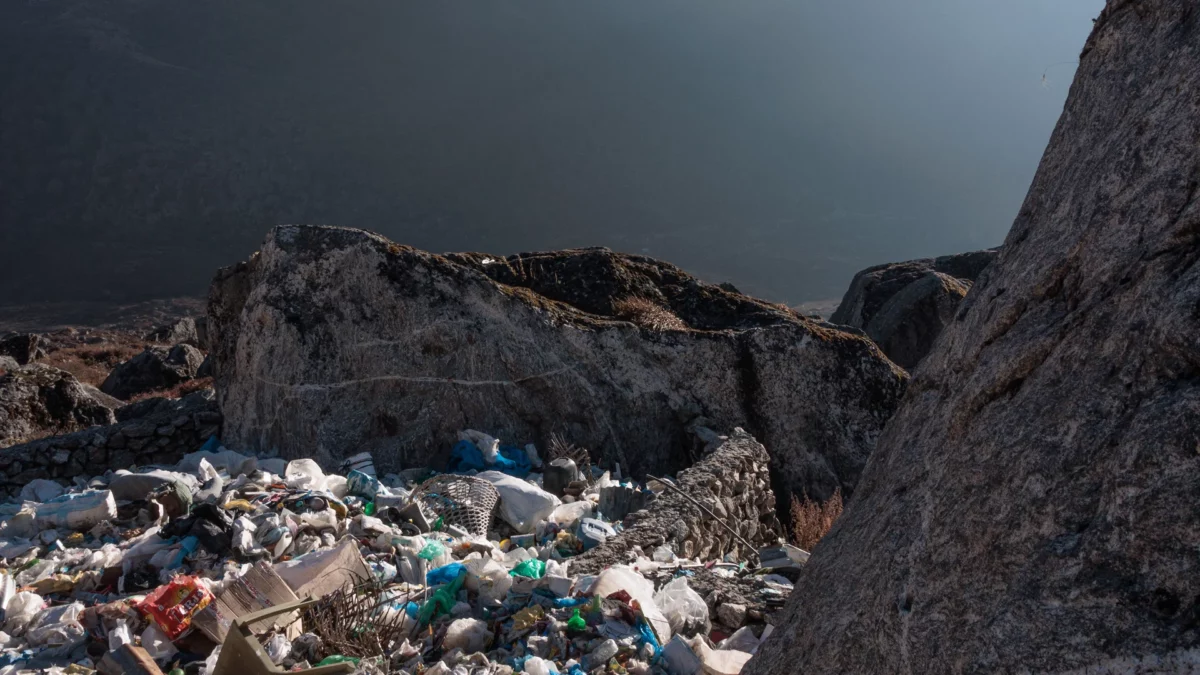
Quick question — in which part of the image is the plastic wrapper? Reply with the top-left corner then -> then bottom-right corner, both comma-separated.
138,575 -> 214,639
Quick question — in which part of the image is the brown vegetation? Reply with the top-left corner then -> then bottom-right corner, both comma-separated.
612,296 -> 688,331
128,377 -> 214,403
41,341 -> 144,387
790,489 -> 843,551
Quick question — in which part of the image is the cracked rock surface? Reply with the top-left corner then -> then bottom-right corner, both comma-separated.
748,2 -> 1200,672
208,225 -> 907,503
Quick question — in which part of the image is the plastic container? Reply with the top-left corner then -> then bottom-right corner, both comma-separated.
543,458 -> 580,497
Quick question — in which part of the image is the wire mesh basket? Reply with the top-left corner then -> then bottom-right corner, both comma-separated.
412,474 -> 499,537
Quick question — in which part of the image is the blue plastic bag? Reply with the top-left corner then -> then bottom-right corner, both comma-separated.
448,441 -> 487,473
426,562 -> 467,586
496,445 -> 532,476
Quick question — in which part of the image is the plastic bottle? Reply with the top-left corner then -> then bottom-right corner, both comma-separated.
567,608 -> 586,633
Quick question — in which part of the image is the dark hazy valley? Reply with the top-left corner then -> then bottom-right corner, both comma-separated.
0,0 -> 1097,317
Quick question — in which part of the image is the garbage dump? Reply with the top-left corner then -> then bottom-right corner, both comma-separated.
0,427 -> 794,674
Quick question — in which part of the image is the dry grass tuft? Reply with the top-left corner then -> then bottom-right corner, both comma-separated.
127,377 -> 214,403
612,296 -> 688,331
790,489 -> 843,551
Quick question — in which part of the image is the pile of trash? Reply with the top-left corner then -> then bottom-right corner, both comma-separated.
0,429 -> 794,675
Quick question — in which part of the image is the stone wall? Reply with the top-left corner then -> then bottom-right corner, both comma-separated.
0,391 -> 221,497
572,428 -> 781,575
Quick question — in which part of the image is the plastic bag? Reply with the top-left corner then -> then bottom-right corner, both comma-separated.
716,626 -> 761,654
592,566 -> 672,643
417,540 -> 446,561
142,623 -> 178,661
346,470 -> 381,498
477,471 -> 560,534
443,617 -> 491,653
464,558 -> 512,602
284,459 -> 327,491
510,559 -> 546,579
26,602 -> 84,646
654,576 -> 710,637
3,592 -> 43,636
108,619 -> 132,652
426,562 -> 466,586
549,501 -> 593,528
266,633 -> 291,664
200,645 -> 221,675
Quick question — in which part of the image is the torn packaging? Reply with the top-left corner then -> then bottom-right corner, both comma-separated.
194,562 -> 302,642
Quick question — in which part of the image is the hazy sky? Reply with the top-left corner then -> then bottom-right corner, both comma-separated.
0,0 -> 1105,308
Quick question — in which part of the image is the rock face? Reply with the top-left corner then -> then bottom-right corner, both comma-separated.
101,344 -> 205,400
144,317 -> 202,347
0,334 -> 47,366
830,249 -> 997,369
748,3 -> 1200,673
0,390 -> 221,496
210,225 -> 907,504
0,364 -> 120,447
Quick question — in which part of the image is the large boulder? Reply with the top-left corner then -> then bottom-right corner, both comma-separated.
0,364 -> 120,447
748,3 -> 1200,673
209,225 -> 907,503
144,317 -> 202,347
830,249 -> 997,369
100,344 -> 205,400
0,334 -> 47,366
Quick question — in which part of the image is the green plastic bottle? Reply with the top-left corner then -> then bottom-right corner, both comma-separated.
567,608 -> 586,633
316,655 -> 362,666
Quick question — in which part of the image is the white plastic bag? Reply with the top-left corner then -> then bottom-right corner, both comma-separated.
3,591 -> 42,636
443,617 -> 492,653
591,566 -> 671,643
477,471 -> 560,534
549,501 -> 593,528
266,633 -> 291,664
463,558 -> 512,602
285,459 -> 327,491
200,645 -> 222,675
142,623 -> 178,661
654,576 -> 710,637
716,626 -> 761,654
26,602 -> 84,646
